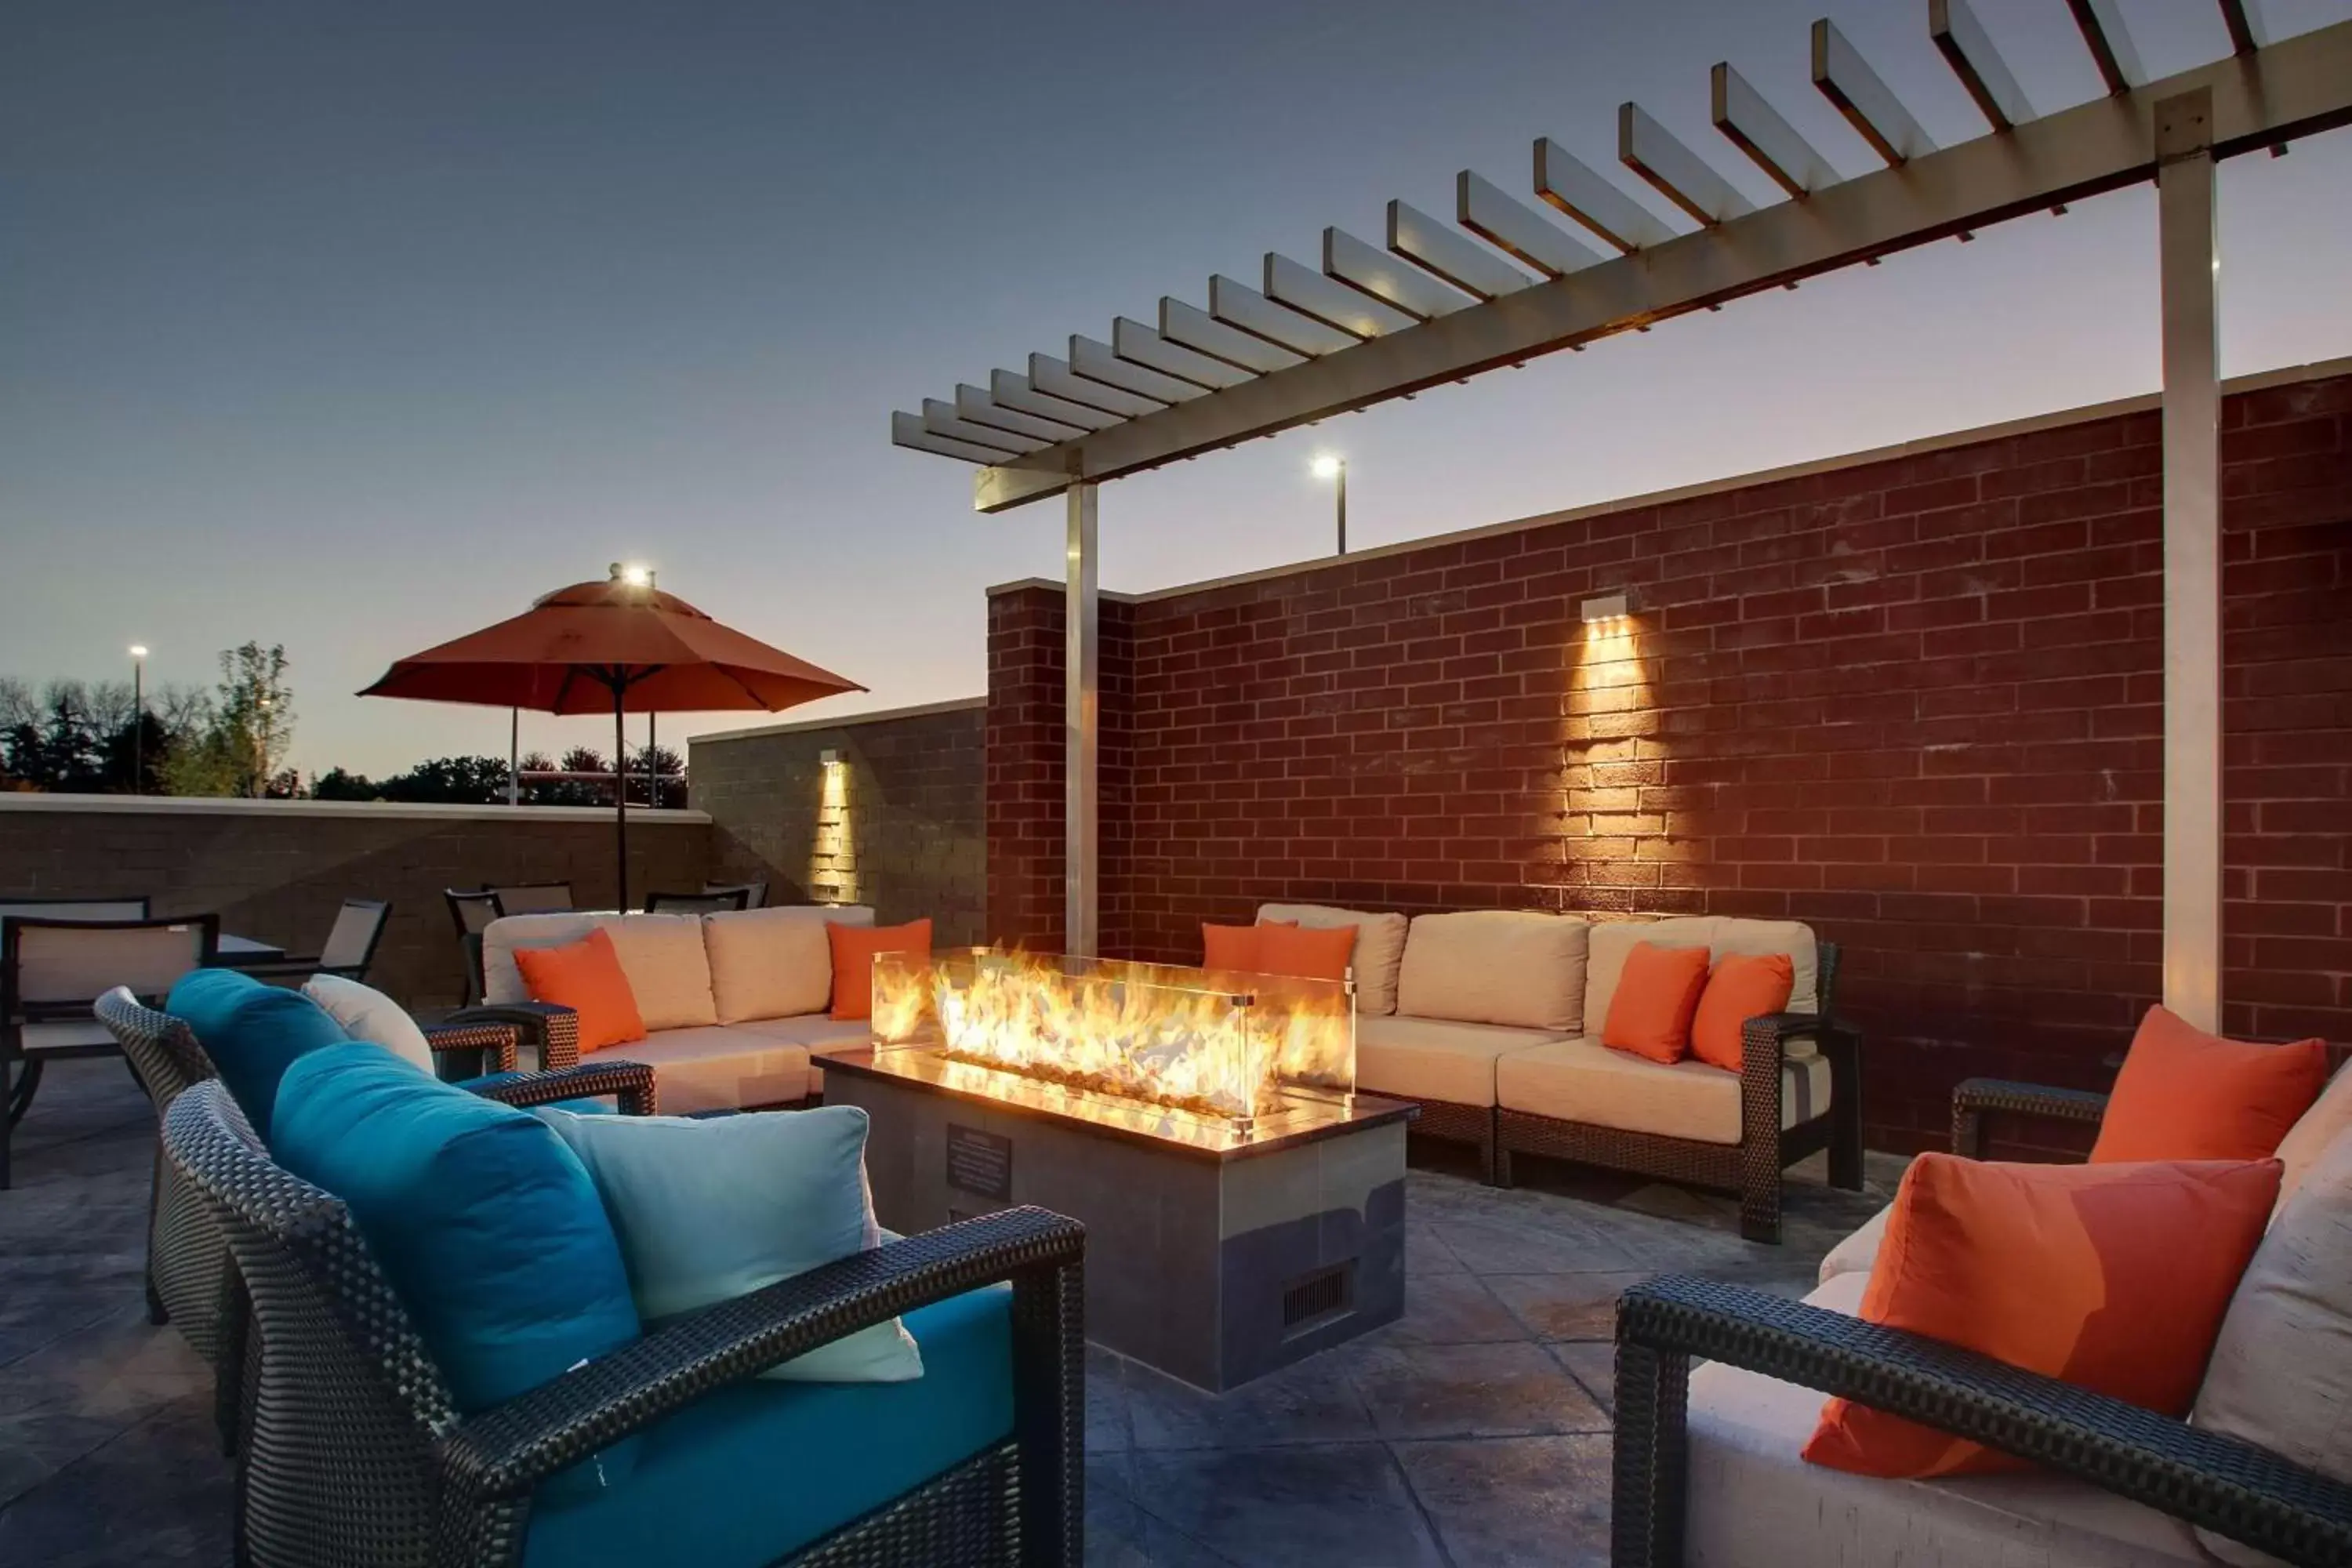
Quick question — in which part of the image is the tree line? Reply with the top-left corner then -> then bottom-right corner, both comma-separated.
1,642 -> 296,797
4,644 -> 685,805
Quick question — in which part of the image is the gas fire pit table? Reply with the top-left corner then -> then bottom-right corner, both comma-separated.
827,1046 -> 1414,1394
831,946 -> 1410,1392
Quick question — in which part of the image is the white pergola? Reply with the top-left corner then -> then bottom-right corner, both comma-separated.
893,1 -> 2352,1030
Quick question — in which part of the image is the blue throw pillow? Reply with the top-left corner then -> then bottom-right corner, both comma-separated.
272,1044 -> 642,1414
167,967 -> 350,1142
536,1105 -> 922,1383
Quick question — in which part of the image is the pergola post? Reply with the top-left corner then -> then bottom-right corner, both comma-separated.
1065,481 -> 1100,956
2157,88 -> 2222,1031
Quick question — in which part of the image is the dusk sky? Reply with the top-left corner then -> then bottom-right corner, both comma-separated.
6,0 -> 2349,779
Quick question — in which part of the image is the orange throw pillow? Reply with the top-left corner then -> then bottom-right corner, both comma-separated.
1254,922 -> 1356,984
512,928 -> 646,1053
2089,1006 -> 2328,1163
1689,953 -> 1795,1072
1199,919 -> 1295,975
828,919 -> 933,1022
1802,1151 -> 2280,1479
1602,942 -> 1711,1063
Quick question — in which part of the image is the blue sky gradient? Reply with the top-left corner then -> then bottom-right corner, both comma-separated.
5,0 -> 2348,776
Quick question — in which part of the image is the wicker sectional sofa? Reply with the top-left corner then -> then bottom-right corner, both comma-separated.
1270,903 -> 1864,1243
481,905 -> 880,1114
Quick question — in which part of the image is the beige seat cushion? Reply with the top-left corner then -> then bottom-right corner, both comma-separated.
482,912 -> 718,1031
1394,911 -> 1589,1032
593,1025 -> 812,1116
1585,917 -> 1820,1051
702,905 -> 874,1024
2191,1127 -> 2352,1566
1682,1271 -> 2209,1566
1258,903 -> 1408,1015
735,1014 -> 879,1098
1356,1014 -> 1566,1108
1817,1202 -> 1893,1287
20,1020 -> 115,1054
1496,1036 -> 1830,1145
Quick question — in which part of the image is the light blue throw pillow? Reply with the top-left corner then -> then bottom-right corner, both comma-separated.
536,1105 -> 922,1383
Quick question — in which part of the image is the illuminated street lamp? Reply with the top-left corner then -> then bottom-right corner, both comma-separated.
128,645 -> 148,793
1310,454 -> 1347,555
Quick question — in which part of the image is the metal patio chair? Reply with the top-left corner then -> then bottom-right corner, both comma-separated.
1,913 -> 218,1189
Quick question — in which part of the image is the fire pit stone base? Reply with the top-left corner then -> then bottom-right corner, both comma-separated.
825,1049 -> 1410,1393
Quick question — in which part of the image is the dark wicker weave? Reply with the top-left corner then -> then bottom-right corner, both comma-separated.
93,988 -> 653,1458
164,1079 -> 1086,1566
1406,1097 -> 1498,1184
1496,944 -> 1863,1243
1610,1272 -> 2352,1567
1949,1076 -> 2111,1159
446,1000 -> 583,1071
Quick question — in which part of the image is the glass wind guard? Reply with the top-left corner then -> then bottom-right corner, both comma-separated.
870,948 -> 1356,1135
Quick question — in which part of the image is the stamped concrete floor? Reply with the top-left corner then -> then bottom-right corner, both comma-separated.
0,1059 -> 1901,1567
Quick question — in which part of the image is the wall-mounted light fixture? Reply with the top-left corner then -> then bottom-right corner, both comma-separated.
1580,590 -> 1635,622
818,748 -> 841,768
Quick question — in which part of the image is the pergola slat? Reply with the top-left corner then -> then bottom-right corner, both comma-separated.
955,384 -> 1085,445
923,397 -> 1047,455
1268,249 -> 1421,336
1933,0 -> 2036,131
1069,335 -> 1205,404
990,369 -> 1123,432
1712,62 -> 1840,197
1160,297 -> 1305,375
1112,317 -> 1254,390
1456,170 -> 1602,278
1812,18 -> 1936,167
1208,274 -> 1360,357
1321,228 -> 1469,323
2066,0 -> 2144,95
1619,102 -> 1758,226
1533,137 -> 1679,252
1388,199 -> 1535,300
891,410 -> 1019,464
2220,0 -> 2269,55
1029,352 -> 1163,418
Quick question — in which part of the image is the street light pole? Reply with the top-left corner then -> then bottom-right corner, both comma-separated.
128,645 -> 147,793
1311,453 -> 1348,555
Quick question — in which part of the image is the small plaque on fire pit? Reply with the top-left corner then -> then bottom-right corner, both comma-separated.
945,1123 -> 1013,1202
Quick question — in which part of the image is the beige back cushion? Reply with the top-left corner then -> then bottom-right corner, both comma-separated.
483,912 -> 718,1031
1584,916 -> 1819,1037
1395,911 -> 1589,1033
2274,1062 -> 2352,1213
1257,903 -> 1408,1015
2190,1127 -> 2352,1567
704,905 -> 875,1024
9,921 -> 210,1004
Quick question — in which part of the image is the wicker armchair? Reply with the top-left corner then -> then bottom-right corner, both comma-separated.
163,1078 -> 1087,1568
1610,1272 -> 2352,1567
95,987 -> 655,1457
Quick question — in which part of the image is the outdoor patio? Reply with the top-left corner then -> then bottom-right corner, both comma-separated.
1,1057 -> 1896,1567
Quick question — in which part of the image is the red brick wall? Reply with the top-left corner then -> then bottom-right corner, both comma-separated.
985,371 -> 2352,1153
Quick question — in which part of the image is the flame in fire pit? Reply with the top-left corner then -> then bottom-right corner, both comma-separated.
871,949 -> 1353,1126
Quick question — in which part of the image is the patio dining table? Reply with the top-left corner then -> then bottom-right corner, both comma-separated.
214,935 -> 288,966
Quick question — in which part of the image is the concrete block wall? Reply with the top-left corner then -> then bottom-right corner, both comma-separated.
691,699 -> 986,944
0,797 -> 711,1011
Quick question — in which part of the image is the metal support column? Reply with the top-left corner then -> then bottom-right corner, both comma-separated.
2157,88 -> 2221,1030
1065,481 -> 1100,956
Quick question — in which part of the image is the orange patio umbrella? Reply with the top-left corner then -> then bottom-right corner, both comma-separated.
361,564 -> 863,909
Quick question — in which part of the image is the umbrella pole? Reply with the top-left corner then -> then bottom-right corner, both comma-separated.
612,681 -> 630,912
